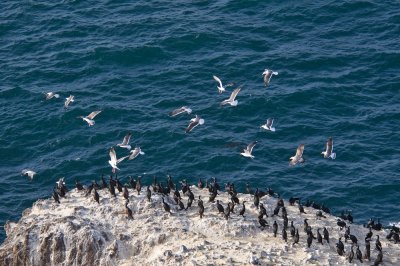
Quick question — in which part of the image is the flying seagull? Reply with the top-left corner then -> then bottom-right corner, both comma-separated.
64,95 -> 75,109
128,147 -> 145,160
321,137 -> 336,159
262,69 -> 278,87
108,147 -> 128,173
221,87 -> 241,106
289,144 -> 305,166
213,75 -> 233,94
185,115 -> 205,133
45,92 -> 60,100
117,132 -> 132,150
56,177 -> 65,189
260,118 -> 275,132
169,106 -> 192,117
241,141 -> 257,159
79,111 -> 102,126
21,169 -> 37,180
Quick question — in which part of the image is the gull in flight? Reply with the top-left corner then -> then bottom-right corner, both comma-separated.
64,95 -> 75,109
169,106 -> 192,117
221,87 -> 241,106
56,177 -> 66,189
185,115 -> 205,133
321,137 -> 336,159
128,147 -> 145,160
262,69 -> 278,87
289,144 -> 305,166
21,169 -> 37,180
260,118 -> 275,132
241,141 -> 257,159
108,147 -> 128,173
117,132 -> 132,150
213,75 -> 233,94
45,92 -> 60,100
78,111 -> 102,126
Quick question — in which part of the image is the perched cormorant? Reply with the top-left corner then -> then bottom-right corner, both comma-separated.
239,201 -> 246,217
253,190 -> 260,208
197,178 -> 204,189
365,239 -> 371,260
259,203 -> 267,217
53,189 -> 60,204
129,176 -> 136,190
162,198 -> 171,214
283,216 -> 288,230
316,210 -> 326,219
272,206 -> 280,217
75,180 -> 84,191
116,178 -> 123,193
258,217 -> 268,229
303,219 -> 309,233
356,245 -> 363,263
307,232 -> 313,248
93,189 -> 100,204
209,190 -> 217,202
366,227 -> 373,241
224,203 -> 231,220
167,175 -> 175,190
199,198 -> 204,219
231,194 -> 239,205
146,186 -> 151,201
273,221 -> 278,237
290,221 -> 295,237
294,229 -> 299,244
393,232 -> 399,244
317,229 -> 323,245
375,235 -> 382,252
123,185 -> 129,200
336,237 -> 344,256
349,234 -> 358,245
337,219 -> 346,230
101,174 -> 108,189
136,176 -> 142,195
345,226 -> 350,242
216,200 -> 224,214
125,201 -> 133,219
282,228 -> 287,242
178,199 -> 185,210
109,182 -> 116,197
186,197 -> 193,210
374,250 -> 382,265
298,204 -> 306,214
323,227 -> 329,243
281,206 -> 287,218
289,197 -> 300,206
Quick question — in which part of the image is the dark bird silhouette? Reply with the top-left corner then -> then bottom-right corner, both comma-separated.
101,174 -> 108,189
136,176 -> 142,195
109,183 -> 116,197
75,180 -> 84,191
254,189 -> 260,208
224,203 -> 231,220
216,200 -> 224,214
317,229 -> 323,245
53,189 -> 60,204
197,178 -> 204,189
178,198 -> 185,210
336,237 -> 344,256
345,226 -> 350,242
259,203 -> 267,218
239,201 -> 246,217
375,235 -> 382,252
337,219 -> 346,230
116,178 -> 123,193
307,232 -> 313,248
123,185 -> 129,200
272,206 -> 280,217
259,217 -> 268,229
364,239 -> 371,261
162,198 -> 171,214
349,234 -> 358,245
366,227 -> 373,241
146,186 -> 151,201
125,201 -> 133,219
273,221 -> 278,237
186,197 -> 193,210
282,228 -> 287,242
393,232 -> 399,244
294,229 -> 300,244
316,210 -> 326,219
356,245 -> 363,263
299,204 -> 306,214
323,227 -> 329,243
303,219 -> 309,233
93,189 -> 100,204
129,176 -> 136,190
289,197 -> 300,206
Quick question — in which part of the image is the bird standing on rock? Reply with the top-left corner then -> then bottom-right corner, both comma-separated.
273,221 -> 278,237
162,198 -> 171,214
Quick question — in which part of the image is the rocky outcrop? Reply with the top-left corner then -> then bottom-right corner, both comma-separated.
0,186 -> 399,265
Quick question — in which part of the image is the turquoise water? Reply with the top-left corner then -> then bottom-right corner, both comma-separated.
1,1 -> 399,242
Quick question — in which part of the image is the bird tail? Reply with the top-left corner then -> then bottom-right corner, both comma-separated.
330,153 -> 336,159
139,151 -> 145,155
270,127 -> 276,132
199,119 -> 205,125
272,72 -> 278,75
54,94 -> 60,98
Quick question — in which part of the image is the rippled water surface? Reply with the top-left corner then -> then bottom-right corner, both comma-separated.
1,0 -> 399,241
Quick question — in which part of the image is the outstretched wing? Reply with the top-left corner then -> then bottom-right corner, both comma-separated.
109,147 -> 117,163
266,118 -> 273,128
213,75 -> 223,87
229,88 -> 241,101
295,144 -> 305,158
86,110 -> 101,120
326,137 -> 333,154
122,132 -> 132,145
247,141 -> 258,153
185,120 -> 198,133
169,107 -> 184,117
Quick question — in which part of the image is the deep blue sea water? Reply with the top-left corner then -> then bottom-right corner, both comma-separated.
1,0 -> 399,242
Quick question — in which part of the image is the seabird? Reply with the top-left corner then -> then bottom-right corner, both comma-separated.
273,221 -> 278,237
108,147 -> 128,173
117,132 -> 132,150
260,118 -> 276,132
79,110 -> 101,126
220,87 -> 240,106
290,221 -> 295,237
93,189 -> 100,204
240,141 -> 257,159
321,137 -> 336,159
56,177 -> 66,189
162,198 -> 171,214
64,95 -> 74,109
128,147 -> 145,160
262,69 -> 278,87
125,201 -> 133,219
323,227 -> 329,243
21,169 -> 36,180
52,189 -> 60,204
356,245 -> 363,263
75,180 -> 84,191
289,144 -> 305,166
317,229 -> 323,245
239,201 -> 246,217
336,237 -> 345,256
45,92 -> 60,100
169,106 -> 192,117
146,186 -> 151,201
213,75 -> 232,94
348,246 -> 354,263
185,115 -> 205,133
294,229 -> 300,244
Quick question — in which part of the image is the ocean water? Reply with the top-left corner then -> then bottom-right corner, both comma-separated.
1,0 -> 399,242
